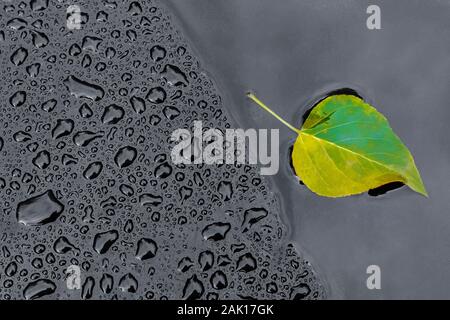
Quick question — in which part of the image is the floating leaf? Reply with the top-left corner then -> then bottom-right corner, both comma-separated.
247,92 -> 427,197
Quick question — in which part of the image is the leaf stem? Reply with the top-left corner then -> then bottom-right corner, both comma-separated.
246,92 -> 301,134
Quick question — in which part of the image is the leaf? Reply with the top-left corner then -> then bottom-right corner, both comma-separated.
247,93 -> 427,198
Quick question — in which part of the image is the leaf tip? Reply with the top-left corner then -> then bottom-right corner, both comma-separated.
408,179 -> 428,198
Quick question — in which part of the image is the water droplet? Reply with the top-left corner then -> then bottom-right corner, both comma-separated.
242,208 -> 268,232
10,91 -> 26,107
64,76 -> 105,101
13,131 -> 31,142
73,131 -> 103,147
32,150 -> 51,169
114,146 -> 137,168
210,271 -> 227,290
41,99 -> 57,112
79,103 -> 93,118
177,257 -> 194,272
52,119 -> 74,139
182,275 -> 204,300
81,276 -> 95,300
118,273 -> 138,293
146,87 -> 166,104
150,45 -> 166,62
163,106 -> 180,120
17,190 -> 64,226
236,253 -> 257,272
217,181 -> 233,201
93,230 -> 118,254
198,251 -> 214,271
135,238 -> 157,260
81,36 -> 103,53
101,104 -> 124,124
30,0 -> 49,11
23,279 -> 55,300
83,162 -> 103,179
154,162 -> 172,179
139,193 -> 162,207
202,222 -> 231,241
7,18 -> 28,30
290,283 -> 311,300
10,47 -> 28,66
31,30 -> 49,48
54,236 -> 79,254
130,96 -> 146,114
161,64 -> 188,87
100,274 -> 114,294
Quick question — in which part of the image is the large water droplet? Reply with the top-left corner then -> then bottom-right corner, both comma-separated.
16,190 -> 64,226
135,238 -> 157,260
54,236 -> 79,254
52,119 -> 74,139
161,64 -> 188,87
242,208 -> 268,232
150,45 -> 166,62
118,273 -> 138,293
64,76 -> 105,101
139,193 -> 163,207
182,275 -> 204,300
236,252 -> 257,272
10,47 -> 28,66
114,146 -> 137,168
202,222 -> 231,241
23,279 -> 55,300
73,131 -> 103,147
101,104 -> 124,124
93,230 -> 118,254
32,150 -> 51,169
83,162 -> 103,179
146,87 -> 166,104
30,0 -> 49,11
9,91 -> 26,107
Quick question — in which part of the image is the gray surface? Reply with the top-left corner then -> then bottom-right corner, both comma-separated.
0,0 -> 325,299
166,0 -> 450,299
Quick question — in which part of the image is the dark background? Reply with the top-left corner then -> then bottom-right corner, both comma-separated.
166,0 -> 450,299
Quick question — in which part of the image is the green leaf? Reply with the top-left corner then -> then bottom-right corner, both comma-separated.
247,93 -> 427,198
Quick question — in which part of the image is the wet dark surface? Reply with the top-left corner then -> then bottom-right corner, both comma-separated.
166,0 -> 450,298
0,0 -> 324,299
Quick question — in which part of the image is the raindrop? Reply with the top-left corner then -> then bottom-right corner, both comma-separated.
10,91 -> 26,107
182,275 -> 204,300
118,273 -> 138,293
146,87 -> 166,104
23,279 -> 55,300
114,146 -> 137,168
242,208 -> 268,232
83,162 -> 103,179
32,150 -> 51,169
16,190 -> 64,226
150,45 -> 166,62
64,76 -> 105,101
101,104 -> 124,124
93,230 -> 118,254
202,222 -> 231,241
135,238 -> 157,260
52,119 -> 74,139
10,47 -> 28,66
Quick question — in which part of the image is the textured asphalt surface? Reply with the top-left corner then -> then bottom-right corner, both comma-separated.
166,0 -> 450,299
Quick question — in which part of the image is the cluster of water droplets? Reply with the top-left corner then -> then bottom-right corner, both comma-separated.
0,0 -> 325,300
